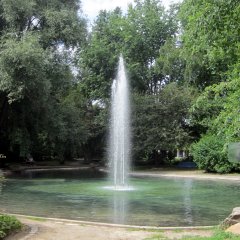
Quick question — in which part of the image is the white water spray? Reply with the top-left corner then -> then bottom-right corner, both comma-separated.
109,55 -> 131,190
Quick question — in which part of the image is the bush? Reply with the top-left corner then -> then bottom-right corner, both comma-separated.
0,215 -> 22,239
190,134 -> 233,173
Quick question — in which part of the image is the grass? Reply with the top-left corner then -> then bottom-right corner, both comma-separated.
144,229 -> 240,240
180,231 -> 240,240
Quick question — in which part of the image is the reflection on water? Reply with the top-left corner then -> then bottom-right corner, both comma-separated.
0,181 -> 2,194
112,191 -> 128,224
183,179 -> 193,225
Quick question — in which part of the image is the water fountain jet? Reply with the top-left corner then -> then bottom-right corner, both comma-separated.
109,55 -> 131,190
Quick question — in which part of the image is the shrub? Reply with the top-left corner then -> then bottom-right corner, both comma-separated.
190,134 -> 233,173
0,215 -> 22,239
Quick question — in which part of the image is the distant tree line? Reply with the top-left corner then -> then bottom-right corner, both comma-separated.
0,0 -> 239,172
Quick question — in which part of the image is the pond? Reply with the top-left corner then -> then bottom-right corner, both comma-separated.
0,169 -> 239,227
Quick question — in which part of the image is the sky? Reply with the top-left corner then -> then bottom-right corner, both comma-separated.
81,0 -> 182,24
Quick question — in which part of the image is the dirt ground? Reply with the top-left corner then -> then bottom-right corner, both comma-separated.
131,169 -> 240,181
9,216 -> 214,240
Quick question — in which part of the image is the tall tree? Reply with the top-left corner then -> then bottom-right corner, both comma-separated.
132,83 -> 197,164
0,0 -> 87,160
124,0 -> 179,93
180,0 -> 240,88
79,8 -> 124,100
79,0 -> 180,99
180,0 -> 240,172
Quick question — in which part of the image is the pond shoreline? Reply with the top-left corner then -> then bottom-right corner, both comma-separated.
2,166 -> 240,181
130,170 -> 240,181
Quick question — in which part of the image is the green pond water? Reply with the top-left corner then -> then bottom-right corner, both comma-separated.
0,169 -> 240,227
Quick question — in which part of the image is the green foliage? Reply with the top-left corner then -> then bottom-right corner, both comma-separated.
0,0 -> 88,161
41,8 -> 87,47
144,229 -> 240,240
79,8 -> 126,100
179,0 -> 240,88
0,33 -> 49,103
1,0 -> 36,31
0,33 -> 51,157
0,0 -> 87,46
133,83 -> 197,163
190,134 -> 233,173
79,0 -> 180,99
156,39 -> 185,84
0,215 -> 22,239
189,63 -> 240,172
56,87 -> 107,161
124,0 -> 179,93
212,65 -> 240,144
180,0 -> 240,172
180,229 -> 240,240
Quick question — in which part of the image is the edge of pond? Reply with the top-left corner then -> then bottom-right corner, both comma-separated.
4,166 -> 240,182
7,213 -> 216,231
130,171 -> 240,182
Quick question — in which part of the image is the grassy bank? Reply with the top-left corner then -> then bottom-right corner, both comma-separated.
0,215 -> 22,239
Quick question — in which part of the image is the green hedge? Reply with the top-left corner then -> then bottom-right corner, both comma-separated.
191,134 -> 233,173
0,215 -> 22,239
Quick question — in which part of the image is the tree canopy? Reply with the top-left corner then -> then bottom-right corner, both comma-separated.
0,0 -> 239,171
181,0 -> 240,172
0,0 -> 88,161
